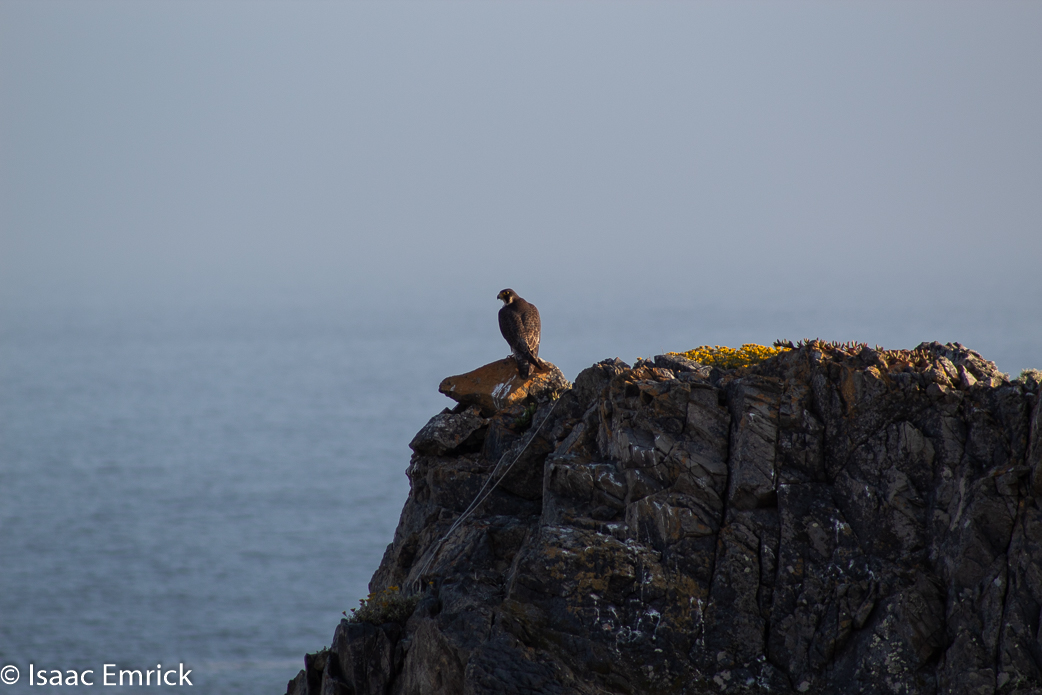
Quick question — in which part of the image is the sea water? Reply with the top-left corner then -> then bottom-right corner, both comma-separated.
1,303 -> 1038,694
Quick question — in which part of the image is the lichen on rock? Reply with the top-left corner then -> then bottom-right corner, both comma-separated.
287,342 -> 1042,695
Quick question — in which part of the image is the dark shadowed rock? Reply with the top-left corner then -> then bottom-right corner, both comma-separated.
409,406 -> 487,456
654,352 -> 712,378
287,342 -> 1042,695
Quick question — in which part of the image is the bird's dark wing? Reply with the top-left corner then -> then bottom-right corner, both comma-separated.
519,303 -> 541,358
500,304 -> 540,364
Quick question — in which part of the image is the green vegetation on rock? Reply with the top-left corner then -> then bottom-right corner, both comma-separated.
345,586 -> 419,626
1017,368 -> 1042,390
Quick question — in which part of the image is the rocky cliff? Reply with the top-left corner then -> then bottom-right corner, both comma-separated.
286,342 -> 1042,695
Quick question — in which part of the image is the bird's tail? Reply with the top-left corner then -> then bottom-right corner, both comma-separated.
516,351 -> 548,376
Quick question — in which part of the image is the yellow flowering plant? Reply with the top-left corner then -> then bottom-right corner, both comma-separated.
669,344 -> 788,370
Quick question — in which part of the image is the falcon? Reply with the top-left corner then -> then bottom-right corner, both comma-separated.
497,289 -> 546,378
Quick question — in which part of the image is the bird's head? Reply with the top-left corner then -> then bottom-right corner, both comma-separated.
497,289 -> 517,305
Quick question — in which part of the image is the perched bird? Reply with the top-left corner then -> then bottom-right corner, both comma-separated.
497,289 -> 546,378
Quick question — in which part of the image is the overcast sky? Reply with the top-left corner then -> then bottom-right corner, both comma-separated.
2,2 -> 1040,323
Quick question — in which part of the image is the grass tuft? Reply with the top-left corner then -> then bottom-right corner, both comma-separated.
1017,369 -> 1042,390
344,586 -> 419,625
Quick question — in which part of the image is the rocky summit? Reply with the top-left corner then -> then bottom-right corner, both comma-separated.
286,342 -> 1042,695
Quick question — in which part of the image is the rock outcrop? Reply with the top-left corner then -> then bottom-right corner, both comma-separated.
439,358 -> 571,416
286,342 -> 1042,695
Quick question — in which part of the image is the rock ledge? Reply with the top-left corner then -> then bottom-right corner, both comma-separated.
439,358 -> 571,416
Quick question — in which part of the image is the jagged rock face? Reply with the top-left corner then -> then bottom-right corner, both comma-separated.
287,343 -> 1042,695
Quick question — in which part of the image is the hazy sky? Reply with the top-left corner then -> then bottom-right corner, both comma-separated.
2,1 -> 1040,317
